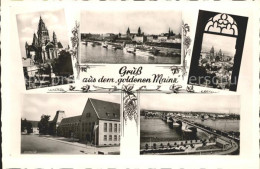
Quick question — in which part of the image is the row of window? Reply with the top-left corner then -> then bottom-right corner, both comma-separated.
104,123 -> 120,133
82,122 -> 95,132
103,135 -> 120,141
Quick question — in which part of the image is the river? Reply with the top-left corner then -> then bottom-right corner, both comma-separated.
140,116 -> 239,143
80,43 -> 181,64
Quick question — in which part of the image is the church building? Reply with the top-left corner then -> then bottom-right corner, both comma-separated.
25,16 -> 63,64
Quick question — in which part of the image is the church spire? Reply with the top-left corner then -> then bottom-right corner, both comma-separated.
53,31 -> 58,48
126,27 -> 130,36
32,33 -> 38,46
37,16 -> 50,45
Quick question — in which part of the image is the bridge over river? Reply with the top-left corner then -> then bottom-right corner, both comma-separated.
141,115 -> 239,155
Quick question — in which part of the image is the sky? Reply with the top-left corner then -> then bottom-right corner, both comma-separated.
22,93 -> 121,121
16,9 -> 69,59
140,94 -> 240,114
201,33 -> 236,57
81,10 -> 182,35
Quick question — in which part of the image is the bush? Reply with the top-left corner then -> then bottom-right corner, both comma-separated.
145,143 -> 149,150
153,143 -> 157,149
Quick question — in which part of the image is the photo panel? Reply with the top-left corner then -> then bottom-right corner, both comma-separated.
188,10 -> 248,91
16,9 -> 74,90
80,10 -> 183,64
21,93 -> 121,155
139,94 -> 240,155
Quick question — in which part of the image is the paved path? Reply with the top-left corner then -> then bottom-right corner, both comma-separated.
21,134 -> 119,154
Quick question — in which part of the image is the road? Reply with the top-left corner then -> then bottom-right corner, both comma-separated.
21,134 -> 120,154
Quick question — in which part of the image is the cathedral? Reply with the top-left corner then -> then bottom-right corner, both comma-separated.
25,16 -> 63,64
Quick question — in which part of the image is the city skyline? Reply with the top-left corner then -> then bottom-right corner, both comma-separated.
81,10 -> 182,35
140,94 -> 240,114
22,94 -> 121,121
201,33 -> 236,57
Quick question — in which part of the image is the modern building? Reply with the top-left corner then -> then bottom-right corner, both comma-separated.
25,16 -> 63,64
57,98 -> 121,146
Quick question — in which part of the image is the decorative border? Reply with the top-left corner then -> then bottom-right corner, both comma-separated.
58,21 -> 208,95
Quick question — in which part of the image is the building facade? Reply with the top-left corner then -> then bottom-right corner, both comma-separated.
57,115 -> 81,138
57,98 -> 121,146
25,16 -> 63,64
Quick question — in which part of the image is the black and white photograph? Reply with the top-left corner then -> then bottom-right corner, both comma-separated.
188,10 -> 248,91
21,94 -> 121,155
16,9 -> 74,90
140,94 -> 240,155
80,10 -> 182,64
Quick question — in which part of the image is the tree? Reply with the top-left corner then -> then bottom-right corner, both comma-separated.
26,121 -> 33,134
153,143 -> 157,149
38,115 -> 50,135
21,118 -> 27,132
52,50 -> 73,76
138,27 -> 142,36
145,143 -> 149,150
160,143 -> 164,148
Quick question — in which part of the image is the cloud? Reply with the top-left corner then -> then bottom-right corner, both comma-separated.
21,27 -> 34,33
48,24 -> 66,32
42,13 -> 59,23
21,36 -> 32,42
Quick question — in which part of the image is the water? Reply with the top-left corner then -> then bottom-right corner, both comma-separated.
140,116 -> 209,143
80,43 -> 181,64
140,116 -> 240,143
190,118 -> 239,132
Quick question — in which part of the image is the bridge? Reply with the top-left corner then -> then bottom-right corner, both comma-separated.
154,114 -> 240,155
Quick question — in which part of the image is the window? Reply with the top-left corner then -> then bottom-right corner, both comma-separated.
109,135 -> 112,141
114,135 -> 117,141
114,124 -> 117,132
118,135 -> 120,141
104,123 -> 107,132
109,123 -> 112,132
119,124 -> 120,133
104,135 -> 107,141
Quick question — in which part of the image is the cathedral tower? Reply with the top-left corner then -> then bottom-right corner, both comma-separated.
37,16 -> 50,45
53,31 -> 58,48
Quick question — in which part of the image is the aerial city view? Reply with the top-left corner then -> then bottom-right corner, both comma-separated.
80,10 -> 182,64
140,94 -> 240,155
193,33 -> 236,90
16,10 -> 74,90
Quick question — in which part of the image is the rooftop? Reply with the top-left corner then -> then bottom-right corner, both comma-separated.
89,98 -> 120,121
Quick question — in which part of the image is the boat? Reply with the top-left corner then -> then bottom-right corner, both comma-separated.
81,41 -> 87,45
135,49 -> 153,57
124,47 -> 136,54
102,42 -> 108,48
166,116 -> 173,123
172,122 -> 180,127
148,47 -> 160,55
